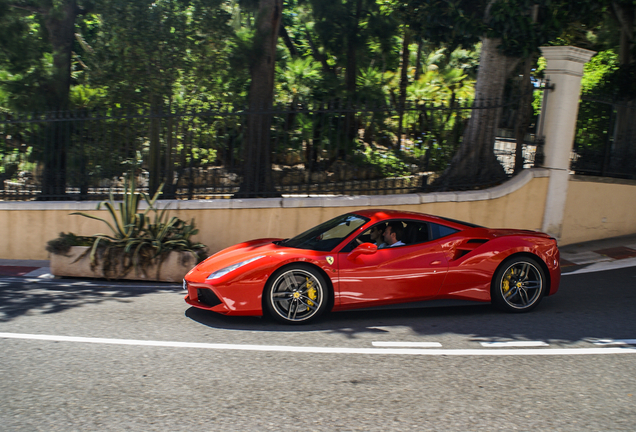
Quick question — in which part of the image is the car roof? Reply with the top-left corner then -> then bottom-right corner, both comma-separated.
351,209 -> 482,229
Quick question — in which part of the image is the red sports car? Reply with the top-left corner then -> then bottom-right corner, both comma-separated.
184,209 -> 560,324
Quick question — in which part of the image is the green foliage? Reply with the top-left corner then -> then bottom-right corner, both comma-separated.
356,67 -> 389,106
0,6 -> 53,110
277,57 -> 323,102
581,50 -> 619,94
575,50 -> 619,154
354,146 -> 412,177
0,0 -> 628,192
69,85 -> 108,109
82,0 -> 233,110
399,0 -> 604,58
0,141 -> 36,183
305,0 -> 400,98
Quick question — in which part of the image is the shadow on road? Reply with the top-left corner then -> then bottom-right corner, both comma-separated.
2,267 -> 634,345
185,267 -> 636,344
0,277 -> 179,322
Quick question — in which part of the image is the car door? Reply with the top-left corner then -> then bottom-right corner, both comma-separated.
336,222 -> 449,309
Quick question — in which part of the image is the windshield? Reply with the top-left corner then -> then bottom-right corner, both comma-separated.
280,213 -> 369,252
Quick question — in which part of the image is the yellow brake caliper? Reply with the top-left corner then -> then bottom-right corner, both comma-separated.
306,277 -> 317,310
502,269 -> 513,294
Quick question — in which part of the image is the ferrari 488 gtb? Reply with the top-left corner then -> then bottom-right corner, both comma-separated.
184,210 -> 560,324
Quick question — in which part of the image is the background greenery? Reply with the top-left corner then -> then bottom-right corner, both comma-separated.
1,0 -> 634,194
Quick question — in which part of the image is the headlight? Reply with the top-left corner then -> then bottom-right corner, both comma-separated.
207,256 -> 266,280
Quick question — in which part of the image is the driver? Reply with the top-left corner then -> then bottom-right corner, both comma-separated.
369,223 -> 387,248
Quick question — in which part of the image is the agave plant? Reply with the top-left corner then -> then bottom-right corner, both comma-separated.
68,174 -> 206,277
125,206 -> 206,268
70,175 -> 163,263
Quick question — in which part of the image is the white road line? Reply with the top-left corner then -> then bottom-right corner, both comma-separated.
563,257 -> 636,275
372,341 -> 442,348
480,341 -> 549,347
591,339 -> 636,346
2,332 -> 636,356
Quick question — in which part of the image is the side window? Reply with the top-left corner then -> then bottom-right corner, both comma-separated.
430,222 -> 459,240
402,221 -> 430,245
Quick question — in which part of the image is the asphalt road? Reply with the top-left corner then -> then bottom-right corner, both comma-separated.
1,264 -> 635,431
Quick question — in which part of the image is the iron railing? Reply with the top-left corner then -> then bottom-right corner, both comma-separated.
573,94 -> 636,179
1,101 -> 540,201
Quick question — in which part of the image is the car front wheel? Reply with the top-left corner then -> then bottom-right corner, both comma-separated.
492,256 -> 546,312
265,264 -> 329,324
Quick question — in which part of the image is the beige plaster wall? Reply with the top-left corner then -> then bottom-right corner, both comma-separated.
1,208 -> 104,260
560,176 -> 636,245
171,178 -> 548,257
0,171 -> 550,260
3,171 -> 633,261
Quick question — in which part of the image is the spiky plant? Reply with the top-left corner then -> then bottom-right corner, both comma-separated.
58,174 -> 207,279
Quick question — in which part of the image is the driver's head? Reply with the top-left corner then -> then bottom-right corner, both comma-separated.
384,222 -> 404,245
370,223 -> 386,242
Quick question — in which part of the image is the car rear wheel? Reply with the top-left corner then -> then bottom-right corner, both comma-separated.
265,264 -> 329,324
492,256 -> 546,312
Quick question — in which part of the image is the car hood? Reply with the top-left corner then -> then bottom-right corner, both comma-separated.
192,238 -> 281,272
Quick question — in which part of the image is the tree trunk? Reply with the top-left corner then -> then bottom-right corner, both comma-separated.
304,25 -> 335,78
39,0 -> 79,199
280,22 -> 298,58
435,37 -> 512,190
342,0 -> 362,152
148,97 -> 162,198
164,111 -> 175,199
614,1 -> 634,66
414,39 -> 423,82
610,2 -> 636,175
513,5 -> 538,175
513,56 -> 535,174
42,1 -> 77,109
397,27 -> 411,151
237,0 -> 283,197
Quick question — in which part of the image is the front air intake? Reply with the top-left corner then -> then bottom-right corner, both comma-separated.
197,288 -> 222,308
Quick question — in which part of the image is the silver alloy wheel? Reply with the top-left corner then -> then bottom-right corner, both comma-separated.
499,260 -> 543,310
268,268 -> 325,323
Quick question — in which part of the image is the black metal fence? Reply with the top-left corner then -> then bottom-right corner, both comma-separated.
1,101 -> 539,201
573,94 -> 636,179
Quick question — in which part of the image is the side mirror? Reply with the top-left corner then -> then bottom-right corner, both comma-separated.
348,242 -> 378,260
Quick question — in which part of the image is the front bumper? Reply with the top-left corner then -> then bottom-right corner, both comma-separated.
183,281 -> 264,316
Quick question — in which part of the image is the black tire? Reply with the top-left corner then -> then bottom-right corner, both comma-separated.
264,264 -> 330,324
491,255 -> 546,313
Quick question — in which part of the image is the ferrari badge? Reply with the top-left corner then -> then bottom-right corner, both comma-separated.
326,256 -> 334,265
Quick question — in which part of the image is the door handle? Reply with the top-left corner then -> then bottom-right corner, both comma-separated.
430,260 -> 441,265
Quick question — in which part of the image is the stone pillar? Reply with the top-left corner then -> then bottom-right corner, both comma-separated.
539,46 -> 595,240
